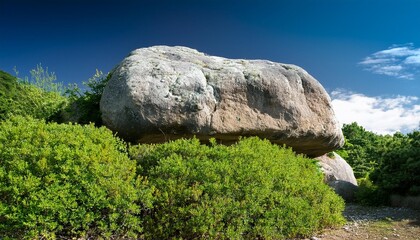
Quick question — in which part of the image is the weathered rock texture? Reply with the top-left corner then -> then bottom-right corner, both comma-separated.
316,152 -> 358,202
100,46 -> 344,156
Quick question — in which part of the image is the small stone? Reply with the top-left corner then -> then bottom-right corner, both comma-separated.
383,237 -> 388,240
310,237 -> 320,240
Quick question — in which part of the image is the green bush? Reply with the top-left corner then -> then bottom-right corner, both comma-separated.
130,137 -> 345,239
0,70 -> 67,121
0,116 -> 152,239
336,122 -> 386,179
338,122 -> 420,206
0,70 -> 18,119
355,177 -> 387,206
17,64 -> 65,94
63,69 -> 110,126
370,131 -> 420,198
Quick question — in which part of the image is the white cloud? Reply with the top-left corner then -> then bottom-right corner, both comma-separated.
359,57 -> 392,65
404,55 -> 420,65
331,89 -> 420,135
374,65 -> 403,77
374,46 -> 417,57
359,43 -> 420,79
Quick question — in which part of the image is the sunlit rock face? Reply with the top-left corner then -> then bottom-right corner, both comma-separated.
316,152 -> 358,202
100,46 -> 344,157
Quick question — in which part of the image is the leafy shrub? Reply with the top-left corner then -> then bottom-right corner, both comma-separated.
355,177 -> 387,206
336,122 -> 386,179
16,64 -> 65,94
63,69 -> 110,126
130,137 -> 345,239
0,116 -> 152,239
339,122 -> 420,206
0,69 -> 67,121
370,131 -> 420,198
0,70 -> 18,119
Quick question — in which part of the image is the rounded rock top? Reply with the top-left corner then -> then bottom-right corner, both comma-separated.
100,46 -> 344,157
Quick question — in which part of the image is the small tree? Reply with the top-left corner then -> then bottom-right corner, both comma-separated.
15,64 -> 65,94
64,69 -> 111,125
336,122 -> 386,179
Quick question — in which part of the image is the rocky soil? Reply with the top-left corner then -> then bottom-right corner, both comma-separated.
308,204 -> 420,240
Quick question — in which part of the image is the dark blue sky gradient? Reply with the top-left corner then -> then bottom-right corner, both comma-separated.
1,0 -> 420,97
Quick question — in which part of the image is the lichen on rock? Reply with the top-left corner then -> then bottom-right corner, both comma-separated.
100,46 -> 344,157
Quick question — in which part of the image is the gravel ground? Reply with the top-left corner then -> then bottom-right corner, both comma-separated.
343,204 -> 420,222
306,204 -> 420,240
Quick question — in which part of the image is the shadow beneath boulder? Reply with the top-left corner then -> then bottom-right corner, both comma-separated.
390,195 -> 420,211
328,180 -> 358,202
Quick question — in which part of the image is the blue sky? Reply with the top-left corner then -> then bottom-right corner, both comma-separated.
1,0 -> 419,134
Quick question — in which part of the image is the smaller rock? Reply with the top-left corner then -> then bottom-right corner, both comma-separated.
316,152 -> 358,201
310,237 -> 320,240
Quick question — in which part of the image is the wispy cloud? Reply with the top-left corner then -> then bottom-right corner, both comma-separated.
359,43 -> 420,79
331,89 -> 420,135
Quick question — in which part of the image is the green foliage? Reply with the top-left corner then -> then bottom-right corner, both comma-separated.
15,64 -> 65,94
0,116 -> 151,239
336,122 -> 386,178
1,65 -> 348,238
338,122 -> 420,205
63,69 -> 110,126
370,130 -> 420,197
0,69 -> 67,121
0,70 -> 19,119
0,70 -> 16,92
355,177 -> 387,206
130,137 -> 345,239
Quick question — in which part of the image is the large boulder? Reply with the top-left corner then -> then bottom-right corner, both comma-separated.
316,152 -> 358,201
100,46 -> 344,156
